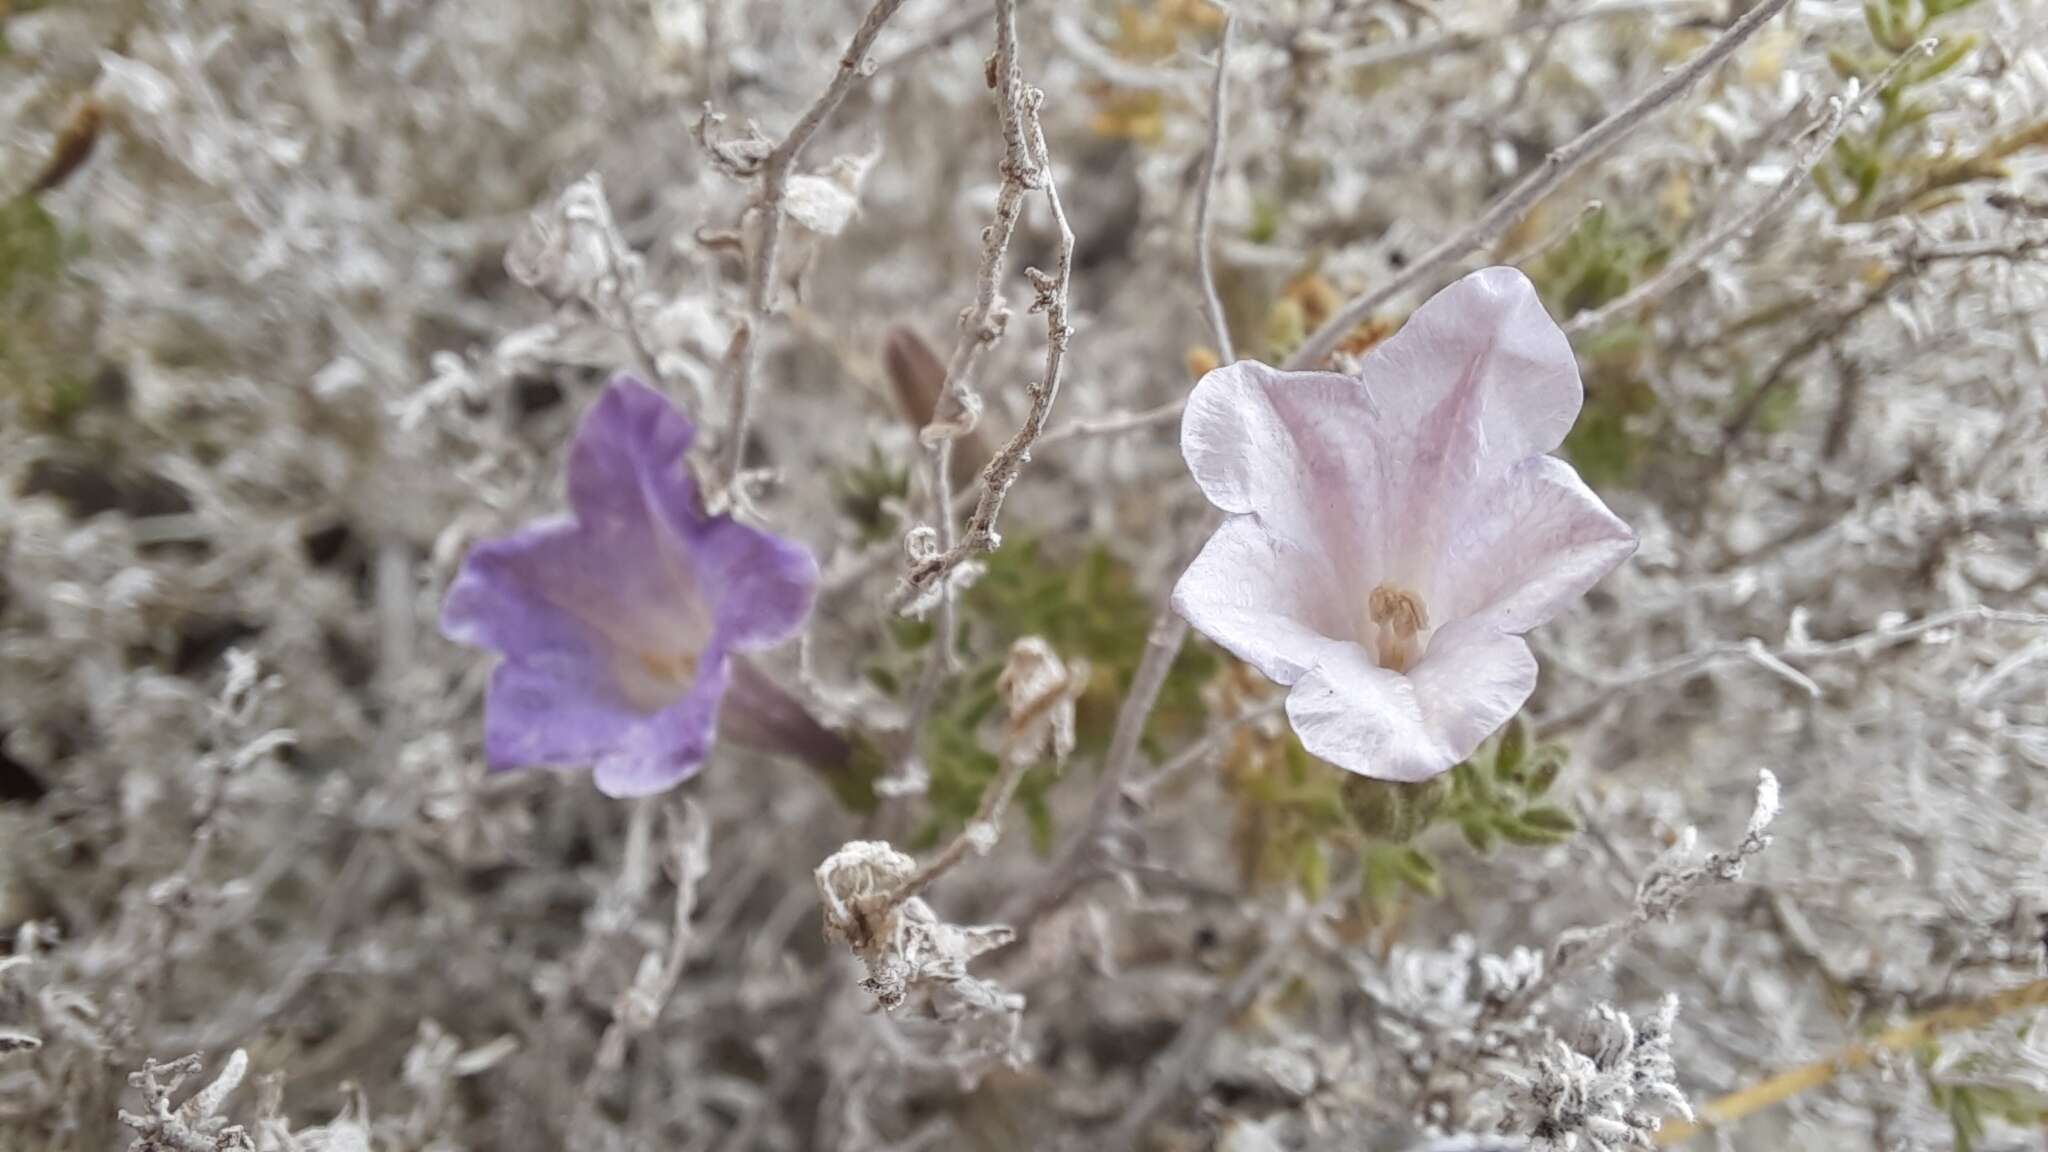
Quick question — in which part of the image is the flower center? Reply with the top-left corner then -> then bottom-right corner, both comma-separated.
615,644 -> 701,712
1367,583 -> 1429,673
639,648 -> 696,685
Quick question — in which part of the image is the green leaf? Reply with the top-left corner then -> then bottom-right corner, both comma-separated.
1264,297 -> 1307,360
1524,746 -> 1567,797
1459,813 -> 1499,855
1363,852 -> 1403,912
1519,805 -> 1579,836
1863,0 -> 1907,51
1496,812 -> 1574,847
891,617 -> 935,651
1458,759 -> 1498,808
1906,35 -> 1977,84
1295,838 -> 1328,902
1493,716 -> 1530,782
1248,196 -> 1282,245
828,734 -> 887,815
1024,790 -> 1054,854
0,196 -> 64,300
1395,846 -> 1441,898
1827,46 -> 1873,80
1949,1085 -> 1985,1152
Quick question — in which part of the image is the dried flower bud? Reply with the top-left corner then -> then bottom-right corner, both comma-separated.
996,636 -> 1089,767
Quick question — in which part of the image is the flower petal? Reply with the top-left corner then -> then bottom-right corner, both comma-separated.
591,653 -> 733,798
1180,268 -> 1584,591
694,517 -> 820,650
1433,455 -> 1637,633
439,515 -> 708,671
587,374 -> 819,651
569,375 -> 699,532
1170,514 -> 1352,685
440,522 -> 615,664
1182,359 -> 1370,523
1405,619 -> 1539,763
1284,645 -> 1451,783
483,659 -> 648,773
1359,265 -> 1582,471
1285,622 -> 1536,782
444,375 -> 827,795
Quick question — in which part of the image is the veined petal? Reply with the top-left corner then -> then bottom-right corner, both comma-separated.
1284,622 -> 1536,782
1171,514 -> 1353,685
1360,266 -> 1582,466
1358,266 -> 1585,582
1433,455 -> 1637,633
1182,359 -> 1376,526
1182,360 -> 1398,600
1179,269 -> 1582,593
570,377 -> 716,636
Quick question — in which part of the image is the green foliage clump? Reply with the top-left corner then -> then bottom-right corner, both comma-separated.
1220,708 -> 1579,911
1919,1041 -> 2048,1152
830,445 -> 912,546
1525,208 -> 1666,488
1224,724 -> 1352,900
965,538 -> 1215,753
876,537 -> 1217,848
1352,716 -> 1576,911
1820,0 -> 2044,220
0,194 -> 92,430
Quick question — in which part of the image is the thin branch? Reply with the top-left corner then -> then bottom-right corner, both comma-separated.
885,736 -> 1039,908
1194,13 -> 1238,365
894,0 -> 1077,605
1535,605 -> 2048,737
1566,42 -> 1936,337
1499,770 -> 1779,1019
1285,0 -> 1797,371
998,3 -> 1241,935
821,396 -> 1185,602
1102,902 -> 1318,1150
1502,198 -> 1604,267
1035,398 -> 1186,450
1328,0 -> 1710,72
872,1 -> 1001,74
1716,231 -> 2048,459
1657,977 -> 2048,1145
951,119 -> 1076,568
573,798 -> 710,1142
1002,597 -> 1198,930
1131,697 -> 1284,802
715,0 -> 913,488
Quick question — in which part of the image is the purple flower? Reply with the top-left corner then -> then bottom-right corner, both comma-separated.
1172,267 -> 1637,783
441,377 -> 830,797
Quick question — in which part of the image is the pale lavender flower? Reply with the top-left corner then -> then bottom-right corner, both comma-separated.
441,377 -> 835,797
1172,267 -> 1636,782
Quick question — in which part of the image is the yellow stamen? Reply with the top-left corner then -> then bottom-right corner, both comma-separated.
638,648 -> 695,686
1368,583 -> 1429,673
